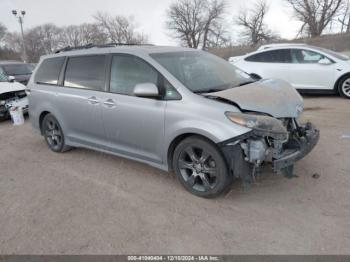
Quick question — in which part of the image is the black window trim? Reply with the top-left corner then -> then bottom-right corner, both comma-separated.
245,49 -> 292,63
60,54 -> 109,92
35,53 -> 182,100
291,48 -> 335,64
245,48 -> 335,64
107,53 -> 182,101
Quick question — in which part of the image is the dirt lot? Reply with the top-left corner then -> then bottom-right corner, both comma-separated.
0,96 -> 349,255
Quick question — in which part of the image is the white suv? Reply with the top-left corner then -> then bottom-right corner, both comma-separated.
230,44 -> 350,98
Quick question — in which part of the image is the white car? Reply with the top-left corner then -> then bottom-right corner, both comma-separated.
0,68 -> 28,121
229,44 -> 350,98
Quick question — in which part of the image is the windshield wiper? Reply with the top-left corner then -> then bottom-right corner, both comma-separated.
193,88 -> 225,94
238,80 -> 256,87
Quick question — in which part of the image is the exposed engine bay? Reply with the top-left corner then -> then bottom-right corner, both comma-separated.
0,90 -> 28,120
202,81 -> 319,184
220,117 -> 319,184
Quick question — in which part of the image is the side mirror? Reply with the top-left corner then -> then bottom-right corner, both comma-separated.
318,58 -> 332,65
133,83 -> 160,98
8,76 -> 15,82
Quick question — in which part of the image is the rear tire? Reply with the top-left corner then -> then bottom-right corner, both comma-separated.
173,136 -> 232,198
42,114 -> 71,153
338,75 -> 350,99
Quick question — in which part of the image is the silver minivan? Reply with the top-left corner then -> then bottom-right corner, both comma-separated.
28,44 -> 319,198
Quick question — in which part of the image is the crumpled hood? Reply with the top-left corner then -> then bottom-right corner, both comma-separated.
0,82 -> 26,94
209,79 -> 304,118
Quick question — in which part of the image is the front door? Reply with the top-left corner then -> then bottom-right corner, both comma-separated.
101,54 -> 166,163
289,49 -> 335,90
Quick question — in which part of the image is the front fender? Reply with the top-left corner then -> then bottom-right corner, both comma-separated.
163,118 -> 251,168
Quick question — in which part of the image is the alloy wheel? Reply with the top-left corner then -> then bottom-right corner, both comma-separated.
44,117 -> 63,151
342,78 -> 350,97
178,145 -> 218,192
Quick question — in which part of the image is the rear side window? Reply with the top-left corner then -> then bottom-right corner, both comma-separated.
245,49 -> 292,63
35,57 -> 65,85
64,55 -> 106,91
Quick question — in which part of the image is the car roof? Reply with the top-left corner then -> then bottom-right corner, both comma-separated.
41,45 -> 198,60
258,43 -> 308,50
0,60 -> 27,65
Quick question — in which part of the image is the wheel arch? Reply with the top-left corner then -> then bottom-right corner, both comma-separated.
166,132 -> 220,171
39,111 -> 51,135
334,72 -> 350,93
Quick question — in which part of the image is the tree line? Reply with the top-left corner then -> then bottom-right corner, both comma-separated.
0,0 -> 350,62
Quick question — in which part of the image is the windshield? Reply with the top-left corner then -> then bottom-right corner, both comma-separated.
311,46 -> 350,61
0,67 -> 8,82
2,64 -> 32,76
150,51 -> 255,93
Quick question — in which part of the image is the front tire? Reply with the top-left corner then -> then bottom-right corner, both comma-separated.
173,136 -> 232,198
338,75 -> 350,98
42,114 -> 71,153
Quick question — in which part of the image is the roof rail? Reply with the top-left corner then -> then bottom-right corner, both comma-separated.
54,43 -> 155,53
258,43 -> 307,51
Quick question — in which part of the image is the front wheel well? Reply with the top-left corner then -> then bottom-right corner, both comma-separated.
167,133 -> 218,171
39,111 -> 51,134
334,73 -> 350,93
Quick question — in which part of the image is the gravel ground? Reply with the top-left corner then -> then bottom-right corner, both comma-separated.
0,96 -> 349,255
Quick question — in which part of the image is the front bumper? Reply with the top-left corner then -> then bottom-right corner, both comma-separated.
220,120 -> 320,180
273,122 -> 320,172
0,97 -> 29,119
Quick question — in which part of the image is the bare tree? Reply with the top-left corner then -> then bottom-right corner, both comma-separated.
60,23 -> 107,47
0,23 -> 6,41
94,12 -> 148,44
236,1 -> 276,45
202,0 -> 227,49
338,0 -> 350,32
286,0 -> 345,37
206,23 -> 232,47
5,23 -> 63,62
166,0 -> 227,49
0,24 -> 21,61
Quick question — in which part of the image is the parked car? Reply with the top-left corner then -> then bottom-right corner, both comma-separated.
0,66 -> 29,121
0,61 -> 33,85
28,44 -> 319,198
229,44 -> 350,98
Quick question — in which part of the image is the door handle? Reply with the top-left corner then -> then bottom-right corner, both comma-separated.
87,96 -> 99,105
103,99 -> 116,107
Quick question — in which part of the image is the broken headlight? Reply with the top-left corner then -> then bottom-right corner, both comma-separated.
225,112 -> 287,138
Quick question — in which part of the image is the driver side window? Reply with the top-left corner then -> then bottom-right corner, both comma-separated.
110,55 -> 158,96
291,49 -> 326,64
109,55 -> 181,100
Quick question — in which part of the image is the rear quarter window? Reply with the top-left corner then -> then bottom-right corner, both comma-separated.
35,57 -> 65,85
245,49 -> 292,63
64,55 -> 106,91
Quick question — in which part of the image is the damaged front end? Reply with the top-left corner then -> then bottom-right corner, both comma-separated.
0,90 -> 28,120
220,112 -> 319,183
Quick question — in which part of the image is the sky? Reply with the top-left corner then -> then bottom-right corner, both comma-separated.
0,0 -> 303,45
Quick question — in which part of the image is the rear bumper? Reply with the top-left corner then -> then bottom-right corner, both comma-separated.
273,123 -> 320,171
